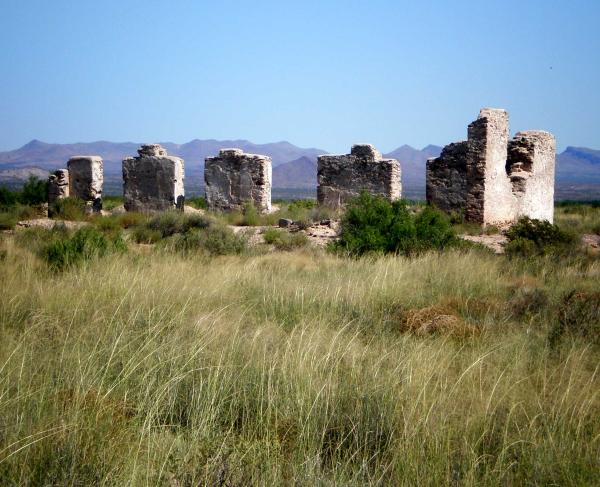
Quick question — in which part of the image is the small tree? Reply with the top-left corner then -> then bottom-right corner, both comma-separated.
20,176 -> 48,205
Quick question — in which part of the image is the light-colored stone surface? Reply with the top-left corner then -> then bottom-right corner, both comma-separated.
460,233 -> 508,254
123,144 -> 185,212
16,218 -> 89,231
205,149 -> 272,213
317,144 -> 401,208
67,156 -> 103,212
466,108 -> 515,225
48,169 -> 69,210
508,131 -> 556,223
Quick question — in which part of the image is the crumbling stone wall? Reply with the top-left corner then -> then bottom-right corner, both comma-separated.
204,149 -> 272,212
426,141 -> 468,213
123,144 -> 185,212
465,108 -> 515,224
426,108 -> 556,225
508,131 -> 556,223
48,169 -> 69,215
317,144 -> 401,208
67,156 -> 103,212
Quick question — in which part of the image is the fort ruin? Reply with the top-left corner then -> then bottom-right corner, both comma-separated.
204,149 -> 272,212
317,144 -> 401,208
426,108 -> 556,224
123,144 -> 185,212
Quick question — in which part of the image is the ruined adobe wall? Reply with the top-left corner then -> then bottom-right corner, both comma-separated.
466,108 -> 515,225
426,141 -> 468,213
48,168 -> 70,210
508,131 -> 556,223
204,149 -> 272,212
67,156 -> 103,212
123,144 -> 185,212
317,144 -> 401,208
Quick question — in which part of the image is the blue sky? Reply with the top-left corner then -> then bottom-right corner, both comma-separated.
1,0 -> 599,153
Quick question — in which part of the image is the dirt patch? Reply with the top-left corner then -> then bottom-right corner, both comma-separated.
460,233 -> 507,254
16,218 -> 90,231
582,234 -> 600,251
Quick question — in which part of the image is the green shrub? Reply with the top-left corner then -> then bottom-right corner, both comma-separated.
241,201 -> 260,226
50,197 -> 87,221
132,226 -> 162,244
42,227 -> 126,270
171,226 -> 247,255
0,186 -> 19,206
117,212 -> 147,229
506,217 -> 576,257
101,196 -> 123,211
147,211 -> 184,237
20,176 -> 48,205
186,197 -> 208,210
263,228 -> 308,250
334,193 -> 456,256
0,211 -> 18,230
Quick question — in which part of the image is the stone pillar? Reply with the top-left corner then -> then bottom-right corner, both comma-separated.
426,141 -> 468,213
123,144 -> 185,212
67,156 -> 103,213
204,149 -> 272,212
508,131 -> 556,223
465,108 -> 515,225
48,169 -> 69,217
317,144 -> 401,208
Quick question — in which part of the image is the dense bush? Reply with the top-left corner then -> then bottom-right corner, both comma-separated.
20,176 -> 49,205
147,212 -> 210,238
186,197 -> 208,210
241,201 -> 260,226
42,227 -> 126,270
333,193 -> 456,256
0,186 -> 19,206
50,197 -> 87,221
505,217 -> 576,257
170,225 -> 247,255
263,228 -> 309,250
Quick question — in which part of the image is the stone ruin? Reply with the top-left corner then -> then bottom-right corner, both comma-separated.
204,149 -> 272,212
48,156 -> 104,215
48,169 -> 70,216
67,156 -> 103,212
426,108 -> 555,224
123,144 -> 185,212
317,144 -> 401,208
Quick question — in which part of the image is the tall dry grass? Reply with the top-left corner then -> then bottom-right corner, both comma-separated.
0,237 -> 599,485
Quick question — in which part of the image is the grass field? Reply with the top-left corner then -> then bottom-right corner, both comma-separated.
0,203 -> 599,485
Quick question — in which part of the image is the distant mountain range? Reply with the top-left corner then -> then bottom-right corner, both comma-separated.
1,139 -> 599,199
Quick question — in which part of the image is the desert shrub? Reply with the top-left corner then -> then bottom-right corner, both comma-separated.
241,201 -> 260,226
20,176 -> 48,205
171,225 -> 246,255
117,212 -> 147,228
549,291 -> 600,348
42,227 -> 126,270
186,197 -> 208,210
50,197 -> 87,221
101,196 -> 123,211
145,212 -> 210,239
506,217 -> 576,257
263,228 -> 309,250
334,193 -> 456,256
132,226 -> 162,244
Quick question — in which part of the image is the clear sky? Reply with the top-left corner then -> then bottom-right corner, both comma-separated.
1,0 -> 599,153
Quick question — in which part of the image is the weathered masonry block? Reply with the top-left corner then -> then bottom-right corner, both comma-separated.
508,131 -> 556,223
317,144 -> 401,208
67,156 -> 103,212
426,141 -> 468,213
426,108 -> 556,225
123,144 -> 185,212
48,169 -> 70,215
204,149 -> 272,212
465,108 -> 514,224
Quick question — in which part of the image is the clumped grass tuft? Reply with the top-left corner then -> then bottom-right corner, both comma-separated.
263,228 -> 309,250
50,196 -> 87,221
42,226 -> 126,270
